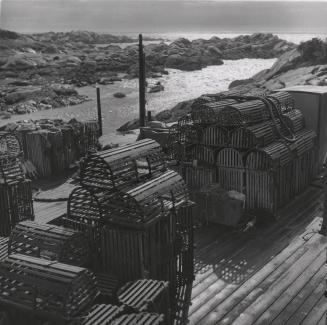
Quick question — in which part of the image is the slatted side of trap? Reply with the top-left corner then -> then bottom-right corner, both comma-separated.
0,254 -> 98,319
118,279 -> 170,321
0,180 -> 34,236
101,212 -> 178,290
80,139 -> 166,192
112,313 -> 165,325
202,125 -> 229,147
0,131 -> 22,159
216,148 -> 245,194
245,141 -> 294,215
179,165 -> 216,191
230,121 -> 276,150
8,221 -> 90,266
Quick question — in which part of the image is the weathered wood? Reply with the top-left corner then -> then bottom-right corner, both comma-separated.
9,221 -> 90,266
0,254 -> 98,319
118,279 -> 170,321
112,313 -> 165,325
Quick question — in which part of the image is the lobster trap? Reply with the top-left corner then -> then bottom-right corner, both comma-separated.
99,170 -> 189,229
282,109 -> 305,133
216,148 -> 245,194
0,131 -> 22,160
245,141 -> 294,215
0,180 -> 34,236
118,279 -> 170,321
112,313 -> 165,325
286,129 -> 317,195
76,304 -> 126,325
230,121 -> 276,150
202,125 -> 229,147
80,139 -> 166,192
8,221 -> 90,266
191,99 -> 239,125
0,254 -> 98,320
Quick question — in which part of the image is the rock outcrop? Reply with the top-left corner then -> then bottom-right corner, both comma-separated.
0,29 -> 297,117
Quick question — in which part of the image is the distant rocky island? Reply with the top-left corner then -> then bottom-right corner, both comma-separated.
0,29 -> 296,118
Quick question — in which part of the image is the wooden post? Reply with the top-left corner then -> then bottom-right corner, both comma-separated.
96,86 -> 103,137
139,34 -> 146,127
147,110 -> 152,122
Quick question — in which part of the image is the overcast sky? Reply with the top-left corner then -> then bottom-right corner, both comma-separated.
1,0 -> 326,34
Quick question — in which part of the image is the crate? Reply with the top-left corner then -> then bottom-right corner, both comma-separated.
0,180 -> 34,236
8,221 -> 90,266
245,141 -> 293,215
0,254 -> 98,319
112,313 -> 165,325
216,148 -> 245,194
75,304 -> 126,325
80,139 -> 166,192
118,279 -> 170,319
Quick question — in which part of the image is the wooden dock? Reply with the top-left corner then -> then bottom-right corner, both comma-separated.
189,185 -> 327,325
31,179 -> 327,325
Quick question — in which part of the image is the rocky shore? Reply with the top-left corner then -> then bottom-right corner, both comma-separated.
0,29 -> 295,118
138,37 -> 327,126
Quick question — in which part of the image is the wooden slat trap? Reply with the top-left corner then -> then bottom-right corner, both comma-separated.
245,141 -> 294,215
191,99 -> 238,125
217,99 -> 272,127
14,119 -> 99,178
202,125 -> 229,147
188,144 -> 216,165
284,129 -> 318,195
118,279 -> 170,321
0,180 -> 34,236
111,313 -> 165,325
80,139 -> 166,192
0,237 -> 8,261
230,121 -> 276,150
64,186 -> 106,262
267,91 -> 295,112
8,221 -> 90,266
282,108 -> 305,133
0,254 -> 98,319
75,304 -> 126,325
0,131 -> 22,159
216,148 -> 245,194
179,165 -> 216,191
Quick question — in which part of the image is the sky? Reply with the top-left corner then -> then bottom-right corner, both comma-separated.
0,0 -> 326,34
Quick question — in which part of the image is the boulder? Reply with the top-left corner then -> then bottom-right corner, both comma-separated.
113,92 -> 126,98
5,86 -> 42,104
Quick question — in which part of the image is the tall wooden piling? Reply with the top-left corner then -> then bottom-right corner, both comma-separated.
139,34 -> 146,127
96,87 -> 103,136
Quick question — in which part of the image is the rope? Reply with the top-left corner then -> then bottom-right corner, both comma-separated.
220,94 -> 297,143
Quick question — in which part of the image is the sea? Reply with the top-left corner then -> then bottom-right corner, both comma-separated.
0,0 -> 326,135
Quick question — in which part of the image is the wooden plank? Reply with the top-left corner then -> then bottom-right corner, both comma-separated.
254,249 -> 326,324
190,216 -> 322,325
271,262 -> 327,325
230,232 -> 326,325
301,294 -> 327,325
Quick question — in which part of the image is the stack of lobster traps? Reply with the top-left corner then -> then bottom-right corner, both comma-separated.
63,138 -> 194,317
0,131 -> 34,236
168,90 -> 318,218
